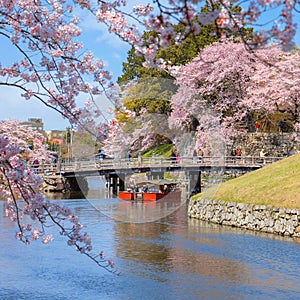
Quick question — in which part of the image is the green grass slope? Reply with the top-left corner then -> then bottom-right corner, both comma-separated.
196,153 -> 300,209
142,144 -> 173,158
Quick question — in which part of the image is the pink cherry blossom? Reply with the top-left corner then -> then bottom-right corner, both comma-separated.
169,41 -> 297,147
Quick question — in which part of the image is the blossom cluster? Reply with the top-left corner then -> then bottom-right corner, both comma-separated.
169,41 -> 300,149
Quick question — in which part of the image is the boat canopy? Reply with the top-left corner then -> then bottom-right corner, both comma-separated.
134,179 -> 178,186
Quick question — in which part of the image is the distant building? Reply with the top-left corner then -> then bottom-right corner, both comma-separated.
45,129 -> 64,145
23,118 -> 44,133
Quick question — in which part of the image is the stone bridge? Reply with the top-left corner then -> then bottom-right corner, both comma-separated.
38,155 -> 283,195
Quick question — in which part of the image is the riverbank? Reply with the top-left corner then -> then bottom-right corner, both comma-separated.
189,153 -> 300,238
188,198 -> 300,238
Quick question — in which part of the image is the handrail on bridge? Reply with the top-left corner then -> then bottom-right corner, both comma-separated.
35,155 -> 284,176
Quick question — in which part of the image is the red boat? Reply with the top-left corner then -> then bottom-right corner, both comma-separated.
118,190 -> 135,200
118,180 -> 181,201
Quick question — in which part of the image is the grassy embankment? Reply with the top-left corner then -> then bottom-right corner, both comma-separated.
141,144 -> 173,158
194,153 -> 300,209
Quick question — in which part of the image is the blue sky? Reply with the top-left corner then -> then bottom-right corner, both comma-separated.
0,3 -> 299,131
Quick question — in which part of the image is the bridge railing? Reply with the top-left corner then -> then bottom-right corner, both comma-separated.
35,155 -> 284,175
99,155 -> 282,168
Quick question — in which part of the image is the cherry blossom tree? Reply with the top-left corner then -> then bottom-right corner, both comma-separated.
168,41 -> 292,146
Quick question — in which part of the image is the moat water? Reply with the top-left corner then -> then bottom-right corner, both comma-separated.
0,178 -> 299,300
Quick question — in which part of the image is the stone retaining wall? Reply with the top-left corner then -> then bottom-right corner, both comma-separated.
188,198 -> 300,238
226,133 -> 300,157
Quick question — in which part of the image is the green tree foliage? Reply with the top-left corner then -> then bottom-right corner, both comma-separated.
117,3 -> 252,86
121,77 -> 176,115
117,21 -> 217,87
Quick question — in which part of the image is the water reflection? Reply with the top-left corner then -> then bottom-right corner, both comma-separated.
114,222 -> 174,271
87,194 -> 188,223
44,190 -> 85,200
113,206 -> 250,283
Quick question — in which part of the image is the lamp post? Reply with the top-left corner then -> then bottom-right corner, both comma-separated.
70,126 -> 73,161
66,127 -> 71,163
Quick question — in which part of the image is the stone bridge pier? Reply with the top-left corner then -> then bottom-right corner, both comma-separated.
104,169 -> 202,197
42,175 -> 88,194
187,170 -> 201,195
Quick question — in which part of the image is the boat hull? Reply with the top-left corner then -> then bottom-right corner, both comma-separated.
118,190 -> 181,201
118,191 -> 134,200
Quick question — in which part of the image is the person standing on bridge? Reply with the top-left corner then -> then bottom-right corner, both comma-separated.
235,148 -> 242,163
175,150 -> 181,164
230,147 -> 237,163
193,149 -> 197,164
260,148 -> 267,164
260,148 -> 266,158
197,149 -> 204,163
138,151 -> 142,166
235,148 -> 242,157
171,148 -> 177,164
32,159 -> 39,174
125,151 -> 131,166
